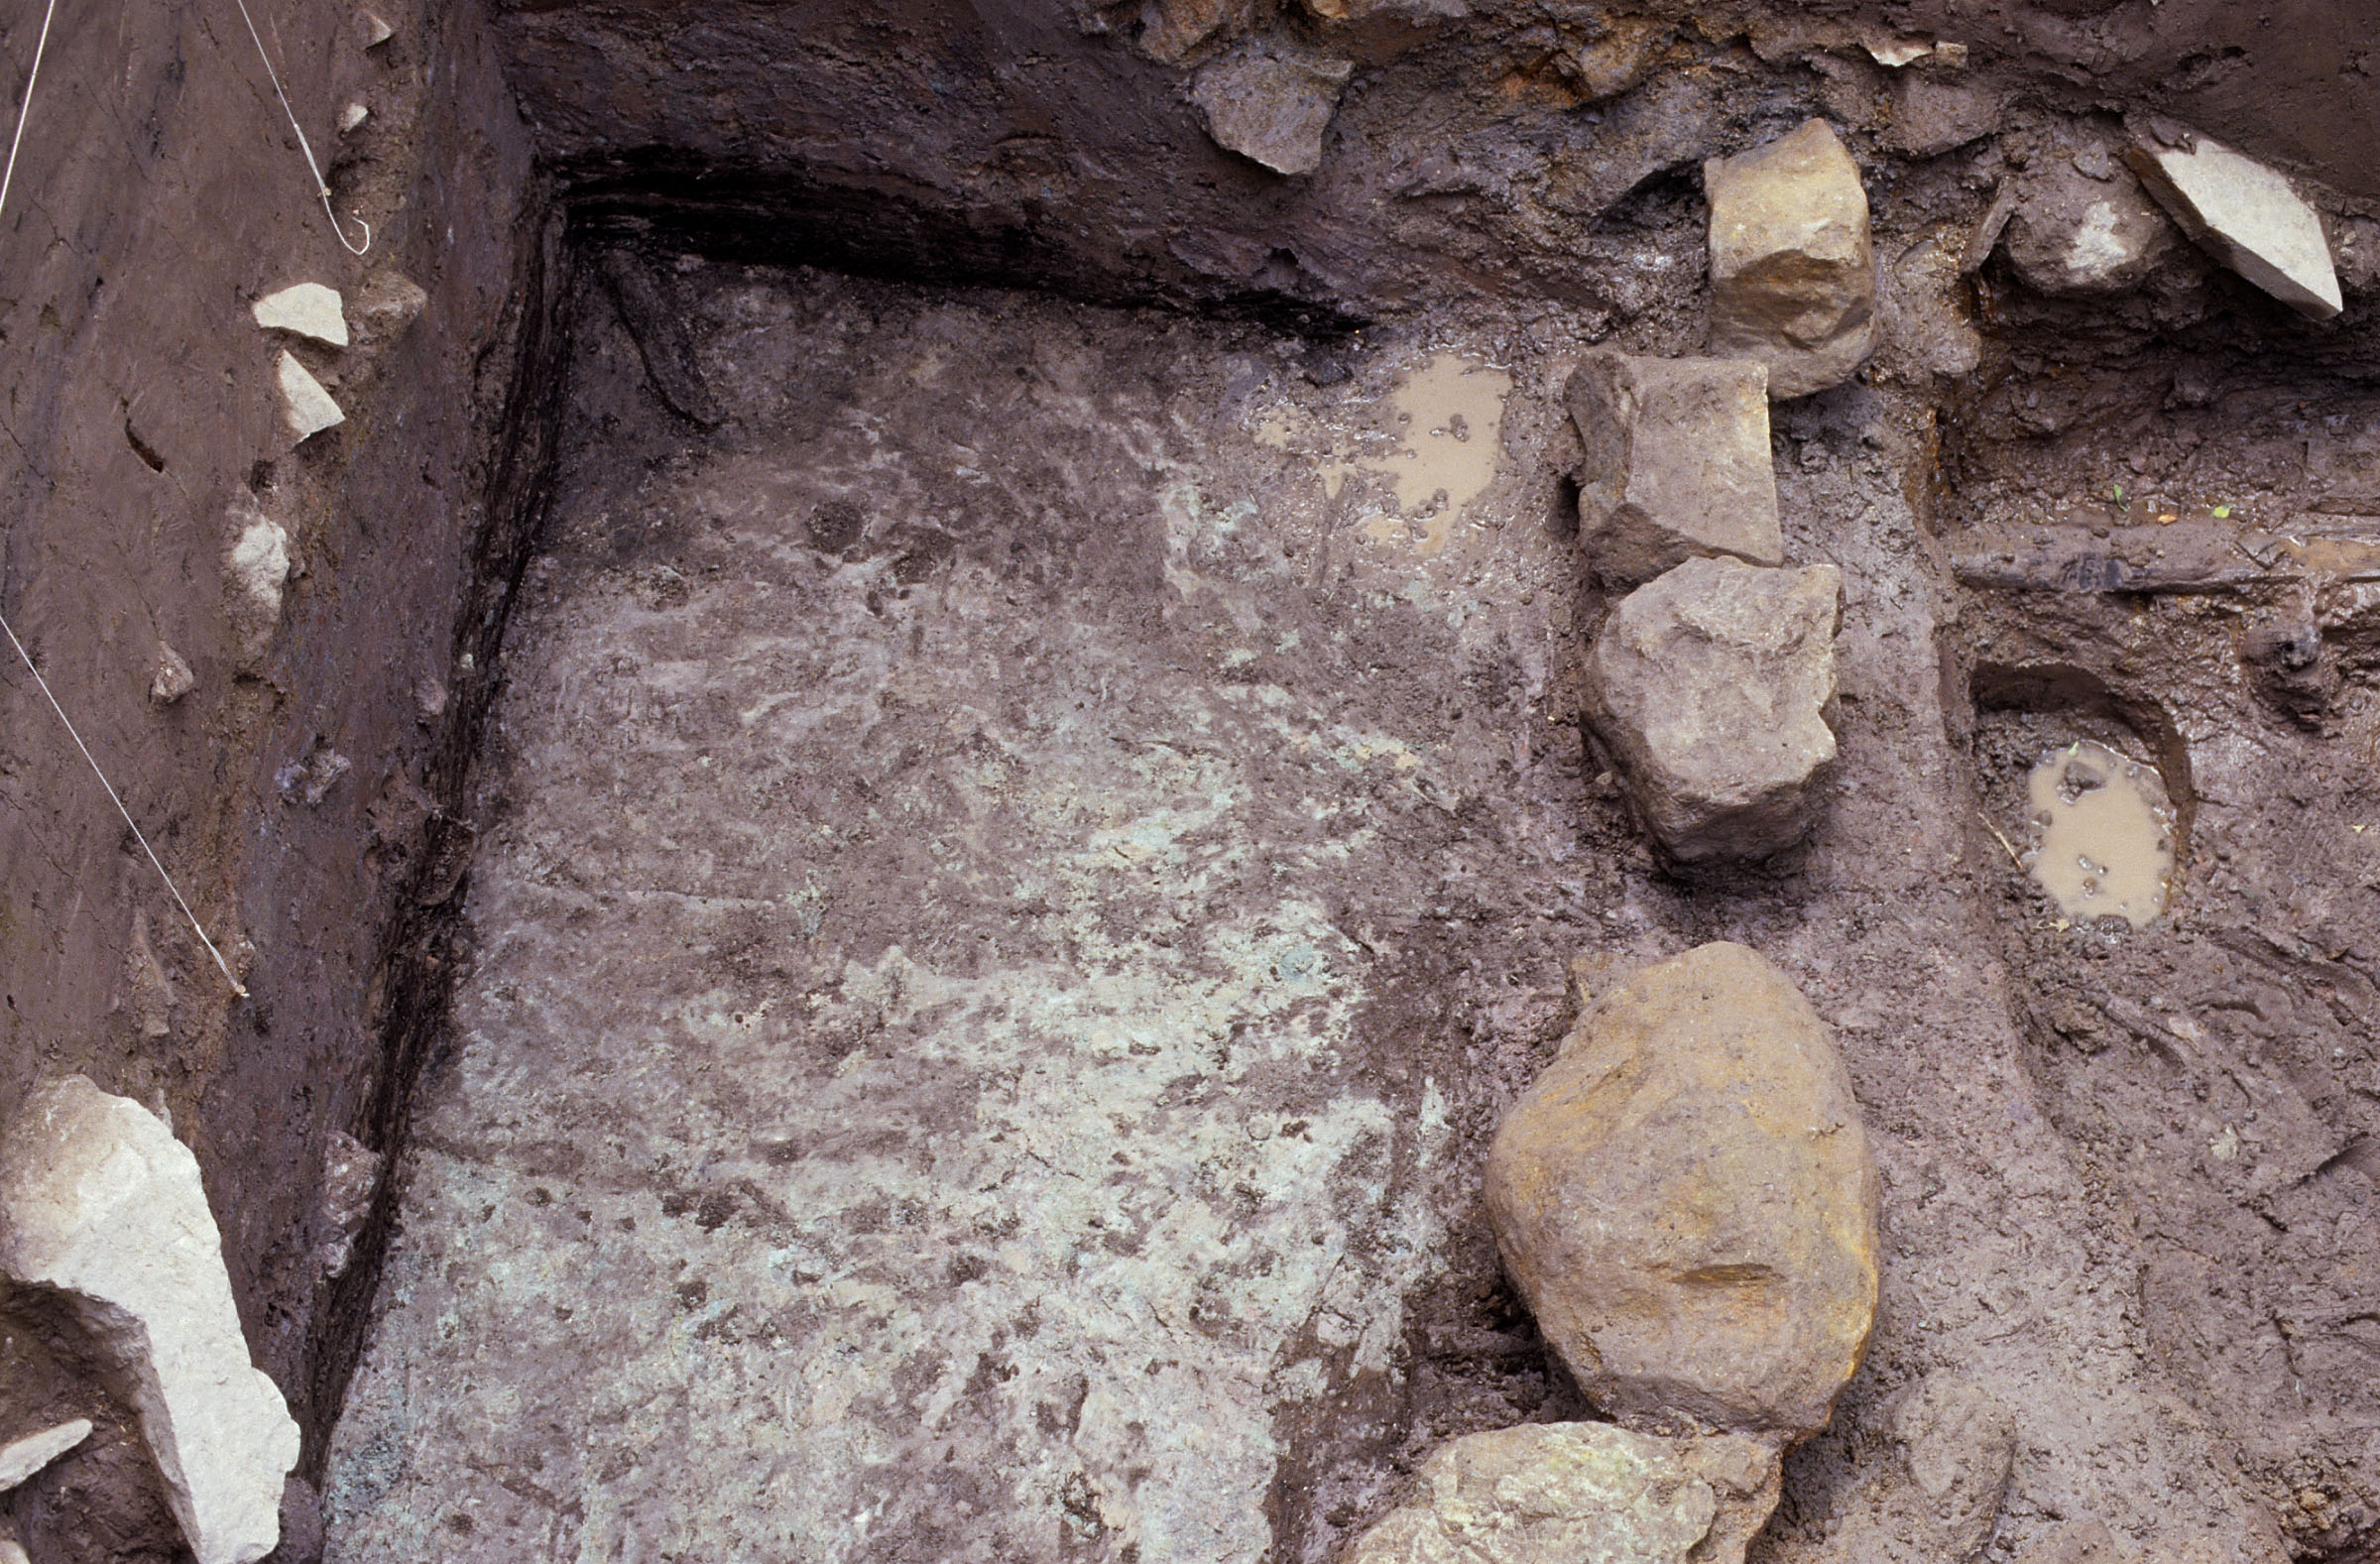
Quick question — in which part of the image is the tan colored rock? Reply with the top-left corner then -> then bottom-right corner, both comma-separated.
2125,127 -> 2340,320
1584,557 -> 1842,863
1343,1421 -> 1782,1564
1566,352 -> 1782,588
1484,942 -> 1879,1439
1705,119 -> 1877,398
0,1078 -> 300,1564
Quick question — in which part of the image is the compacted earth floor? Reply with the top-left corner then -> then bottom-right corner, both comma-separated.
321,260 -> 2374,1563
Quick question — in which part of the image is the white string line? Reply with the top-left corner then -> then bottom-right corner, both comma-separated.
227,0 -> 370,255
0,622 -> 249,997
0,0 -> 54,221
0,0 -> 248,997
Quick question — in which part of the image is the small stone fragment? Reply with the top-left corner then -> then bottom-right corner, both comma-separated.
1585,557 -> 1844,863
1705,119 -> 1877,398
0,1419 -> 92,1491
1484,941 -> 1880,1439
351,269 -> 429,347
361,11 -> 393,46
2125,127 -> 2341,319
1566,352 -> 1782,588
275,352 -> 344,441
126,908 -> 175,1039
1812,1376 -> 2014,1564
1189,45 -> 1354,177
151,642 -> 195,703
313,1130 -> 383,1278
1885,75 -> 2000,159
225,505 -> 292,663
0,1533 -> 25,1564
2014,1518 -> 2126,1564
339,101 -> 368,133
1343,1421 -> 1782,1564
0,1078 -> 300,1564
252,284 -> 348,347
1999,162 -> 2177,297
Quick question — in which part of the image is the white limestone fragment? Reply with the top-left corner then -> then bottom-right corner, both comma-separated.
362,11 -> 393,46
0,1078 -> 299,1564
252,284 -> 348,347
0,1533 -> 26,1564
2125,128 -> 2341,320
339,101 -> 369,133
226,505 -> 292,663
275,352 -> 344,440
152,641 -> 196,703
0,1418 -> 92,1490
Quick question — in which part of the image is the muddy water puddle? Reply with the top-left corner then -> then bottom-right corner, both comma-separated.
1257,350 -> 1512,554
2023,740 -> 2176,927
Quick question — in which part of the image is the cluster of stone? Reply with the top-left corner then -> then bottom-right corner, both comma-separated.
1346,118 -> 1892,1564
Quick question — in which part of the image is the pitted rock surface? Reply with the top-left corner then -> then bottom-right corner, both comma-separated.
1484,942 -> 1879,1440
1190,45 -> 1354,178
1343,1421 -> 1782,1564
1999,163 -> 2178,298
1704,119 -> 1876,399
1565,352 -> 1781,589
1585,556 -> 1842,864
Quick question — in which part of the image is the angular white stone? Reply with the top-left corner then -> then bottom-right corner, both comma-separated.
0,1078 -> 300,1564
362,11 -> 393,46
339,101 -> 369,133
0,1418 -> 91,1490
226,507 -> 292,663
252,284 -> 348,348
2126,130 -> 2341,320
276,352 -> 344,440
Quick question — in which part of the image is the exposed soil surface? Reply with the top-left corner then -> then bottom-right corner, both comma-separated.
5,1 -> 2380,1562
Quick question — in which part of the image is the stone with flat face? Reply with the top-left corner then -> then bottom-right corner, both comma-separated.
1585,556 -> 1842,863
0,1078 -> 299,1564
1344,1421 -> 1783,1564
1190,46 -> 1353,177
2125,128 -> 2340,320
1484,942 -> 1880,1440
1566,352 -> 1782,589
1705,119 -> 1877,398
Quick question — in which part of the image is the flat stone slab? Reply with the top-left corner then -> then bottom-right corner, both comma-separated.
1344,1422 -> 1782,1564
276,351 -> 344,441
1705,119 -> 1877,399
1485,942 -> 1879,1440
0,1420 -> 91,1492
1566,351 -> 1782,588
1585,555 -> 1843,864
252,283 -> 349,347
0,1078 -> 299,1564
2125,127 -> 2341,320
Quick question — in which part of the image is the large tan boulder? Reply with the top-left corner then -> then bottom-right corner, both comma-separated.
1705,120 -> 1876,398
1585,556 -> 1842,864
1484,943 -> 1879,1440
1343,1421 -> 1782,1564
1565,352 -> 1783,589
